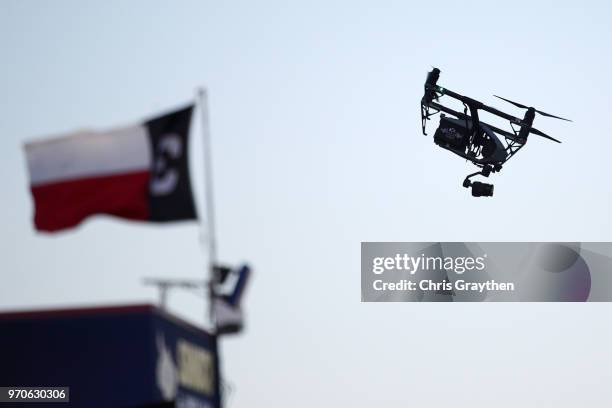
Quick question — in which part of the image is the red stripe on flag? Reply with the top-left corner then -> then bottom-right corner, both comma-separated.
30,171 -> 150,232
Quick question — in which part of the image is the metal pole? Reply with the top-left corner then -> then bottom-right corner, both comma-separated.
197,87 -> 225,408
197,88 -> 218,327
160,284 -> 168,310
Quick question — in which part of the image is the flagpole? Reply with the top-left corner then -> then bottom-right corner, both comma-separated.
197,87 -> 218,329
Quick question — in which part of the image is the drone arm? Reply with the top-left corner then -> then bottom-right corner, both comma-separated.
422,68 -> 524,127
435,86 -> 526,126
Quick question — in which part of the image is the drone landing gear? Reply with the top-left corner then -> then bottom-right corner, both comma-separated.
463,165 -> 496,197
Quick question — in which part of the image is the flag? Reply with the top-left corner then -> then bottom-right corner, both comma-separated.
213,264 -> 251,335
24,105 -> 197,232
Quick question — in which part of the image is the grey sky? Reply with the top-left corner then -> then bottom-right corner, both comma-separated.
1,0 -> 612,406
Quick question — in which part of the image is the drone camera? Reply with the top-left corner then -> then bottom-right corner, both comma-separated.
471,182 -> 494,197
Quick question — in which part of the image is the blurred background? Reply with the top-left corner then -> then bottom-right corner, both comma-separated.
1,0 -> 612,406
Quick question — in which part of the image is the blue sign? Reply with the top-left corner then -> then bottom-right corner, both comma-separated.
0,304 -> 221,408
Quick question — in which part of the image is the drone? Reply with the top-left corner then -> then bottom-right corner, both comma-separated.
420,68 -> 571,197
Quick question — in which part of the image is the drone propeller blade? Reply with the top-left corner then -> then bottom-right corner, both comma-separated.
493,95 -> 529,109
533,110 -> 573,122
530,128 -> 561,143
494,95 -> 572,122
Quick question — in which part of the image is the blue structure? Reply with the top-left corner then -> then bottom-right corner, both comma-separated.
0,304 -> 221,408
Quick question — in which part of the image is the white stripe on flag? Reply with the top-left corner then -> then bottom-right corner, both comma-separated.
25,124 -> 151,186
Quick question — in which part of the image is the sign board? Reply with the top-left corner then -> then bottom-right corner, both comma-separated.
0,304 -> 221,408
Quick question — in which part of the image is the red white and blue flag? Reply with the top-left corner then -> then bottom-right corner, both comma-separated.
24,106 -> 197,232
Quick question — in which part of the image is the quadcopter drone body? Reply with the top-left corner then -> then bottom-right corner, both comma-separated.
421,68 -> 571,197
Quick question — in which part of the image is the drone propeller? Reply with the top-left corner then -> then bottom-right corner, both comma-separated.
493,95 -> 572,122
529,128 -> 561,143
